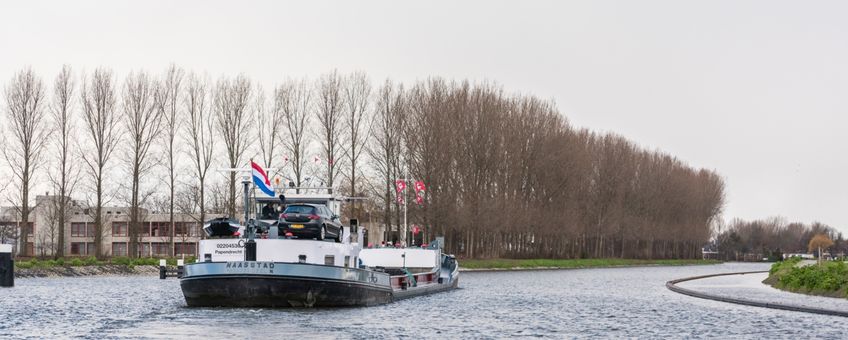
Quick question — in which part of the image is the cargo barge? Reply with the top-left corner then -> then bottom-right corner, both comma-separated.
180,187 -> 458,307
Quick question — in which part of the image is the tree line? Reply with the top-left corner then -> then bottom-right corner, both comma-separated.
714,217 -> 846,261
2,66 -> 725,259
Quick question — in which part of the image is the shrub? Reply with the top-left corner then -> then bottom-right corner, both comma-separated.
69,258 -> 84,266
776,260 -> 848,292
111,257 -> 132,266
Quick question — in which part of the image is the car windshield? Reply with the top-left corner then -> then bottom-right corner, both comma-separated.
284,205 -> 316,214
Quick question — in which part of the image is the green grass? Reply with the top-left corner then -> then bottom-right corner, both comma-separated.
766,257 -> 848,297
14,256 -> 196,270
459,258 -> 721,270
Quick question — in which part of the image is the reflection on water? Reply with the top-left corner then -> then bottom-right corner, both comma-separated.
1,263 -> 846,338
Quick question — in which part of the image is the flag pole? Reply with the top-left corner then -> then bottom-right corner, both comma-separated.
404,166 -> 408,247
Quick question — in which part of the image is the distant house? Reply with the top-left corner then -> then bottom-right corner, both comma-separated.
782,253 -> 815,260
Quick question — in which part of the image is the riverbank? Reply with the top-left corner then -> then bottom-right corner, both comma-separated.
763,257 -> 848,299
12,257 -> 721,278
15,265 -> 159,278
460,258 -> 721,271
13,257 -> 192,278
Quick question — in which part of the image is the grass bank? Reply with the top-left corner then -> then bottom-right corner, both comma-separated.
14,256 -> 196,270
460,258 -> 721,271
764,257 -> 848,298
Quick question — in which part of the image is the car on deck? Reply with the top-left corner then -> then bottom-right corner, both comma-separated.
278,203 -> 343,242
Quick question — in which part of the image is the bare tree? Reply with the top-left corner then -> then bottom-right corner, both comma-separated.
47,65 -> 79,258
156,65 -> 184,256
3,68 -> 49,256
342,72 -> 372,217
40,197 -> 62,258
183,72 -> 214,225
277,78 -> 312,191
315,70 -> 345,192
255,85 -> 281,170
368,79 -> 404,238
122,71 -> 163,258
80,68 -> 120,258
213,75 -> 253,218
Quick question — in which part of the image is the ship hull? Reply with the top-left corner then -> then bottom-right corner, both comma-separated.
181,275 -> 393,307
180,261 -> 394,307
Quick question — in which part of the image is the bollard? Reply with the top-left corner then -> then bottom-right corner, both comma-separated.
159,259 -> 167,280
244,239 -> 256,261
0,244 -> 13,287
177,259 -> 184,278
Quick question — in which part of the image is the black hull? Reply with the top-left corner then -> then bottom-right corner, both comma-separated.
181,275 -> 393,307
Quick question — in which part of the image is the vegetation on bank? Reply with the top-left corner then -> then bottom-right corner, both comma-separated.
14,256 -> 196,270
713,218 -> 844,261
460,258 -> 721,270
765,257 -> 848,298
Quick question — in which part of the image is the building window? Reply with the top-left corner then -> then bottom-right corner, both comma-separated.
112,222 -> 128,237
86,243 -> 95,256
175,242 -> 196,256
112,242 -> 127,257
173,222 -> 199,237
70,242 -> 85,255
152,242 -> 170,256
151,222 -> 170,237
174,222 -> 186,236
26,242 -> 34,256
86,224 -> 96,237
137,243 -> 151,258
140,222 -> 150,237
71,223 -> 86,237
25,222 -> 34,236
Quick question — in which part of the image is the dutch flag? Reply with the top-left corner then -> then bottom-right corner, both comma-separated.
251,161 -> 275,197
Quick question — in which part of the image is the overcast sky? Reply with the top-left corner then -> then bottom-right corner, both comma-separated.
1,1 -> 847,232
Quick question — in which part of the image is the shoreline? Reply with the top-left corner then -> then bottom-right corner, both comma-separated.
668,271 -> 848,317
14,265 -> 160,279
12,258 -> 722,279
460,258 -> 722,272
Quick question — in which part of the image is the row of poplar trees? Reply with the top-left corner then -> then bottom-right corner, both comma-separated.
2,66 -> 724,259
378,79 -> 725,259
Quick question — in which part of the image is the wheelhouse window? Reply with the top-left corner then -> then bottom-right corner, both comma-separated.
324,255 -> 335,266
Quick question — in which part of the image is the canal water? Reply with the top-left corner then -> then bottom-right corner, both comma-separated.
2,262 -> 847,339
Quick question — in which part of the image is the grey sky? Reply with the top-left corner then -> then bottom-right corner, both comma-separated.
1,1 -> 846,231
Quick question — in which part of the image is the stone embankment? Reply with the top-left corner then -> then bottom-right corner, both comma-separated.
667,271 -> 848,317
15,265 -> 159,278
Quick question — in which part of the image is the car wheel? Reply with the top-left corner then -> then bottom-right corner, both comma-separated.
336,227 -> 343,243
318,225 -> 326,240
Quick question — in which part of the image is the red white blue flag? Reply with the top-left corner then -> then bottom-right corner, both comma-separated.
251,161 -> 275,197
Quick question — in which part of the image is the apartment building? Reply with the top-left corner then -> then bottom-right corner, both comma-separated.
0,195 -> 222,258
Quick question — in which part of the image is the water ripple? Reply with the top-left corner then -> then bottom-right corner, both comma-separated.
2,263 -> 846,338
